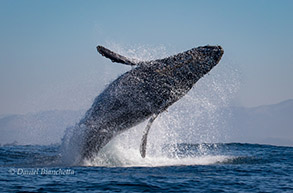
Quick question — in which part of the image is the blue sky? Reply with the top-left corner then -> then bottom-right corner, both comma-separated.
0,0 -> 293,114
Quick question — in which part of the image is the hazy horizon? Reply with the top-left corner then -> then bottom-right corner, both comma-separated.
1,97 -> 293,147
1,98 -> 293,117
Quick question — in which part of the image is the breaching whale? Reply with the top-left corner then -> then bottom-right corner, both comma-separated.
63,45 -> 224,161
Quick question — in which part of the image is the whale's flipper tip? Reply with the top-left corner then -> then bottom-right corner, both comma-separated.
139,114 -> 159,158
97,45 -> 137,66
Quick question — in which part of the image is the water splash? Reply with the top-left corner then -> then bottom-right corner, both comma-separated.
82,140 -> 233,167
62,44 -> 240,167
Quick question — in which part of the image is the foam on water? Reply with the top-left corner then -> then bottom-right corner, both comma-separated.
61,44 -> 240,167
82,136 -> 234,167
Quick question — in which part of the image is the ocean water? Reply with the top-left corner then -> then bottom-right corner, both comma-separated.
1,143 -> 292,192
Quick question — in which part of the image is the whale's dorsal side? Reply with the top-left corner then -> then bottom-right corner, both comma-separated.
97,46 -> 138,66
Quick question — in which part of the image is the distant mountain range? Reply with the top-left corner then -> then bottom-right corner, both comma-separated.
0,110 -> 84,146
0,99 -> 292,146
228,99 -> 293,146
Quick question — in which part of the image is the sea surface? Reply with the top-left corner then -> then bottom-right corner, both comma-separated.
0,143 -> 292,192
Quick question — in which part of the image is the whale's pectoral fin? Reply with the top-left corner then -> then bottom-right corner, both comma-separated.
140,113 -> 159,158
97,45 -> 137,66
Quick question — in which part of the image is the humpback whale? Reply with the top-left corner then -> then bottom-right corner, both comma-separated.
63,45 -> 224,161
